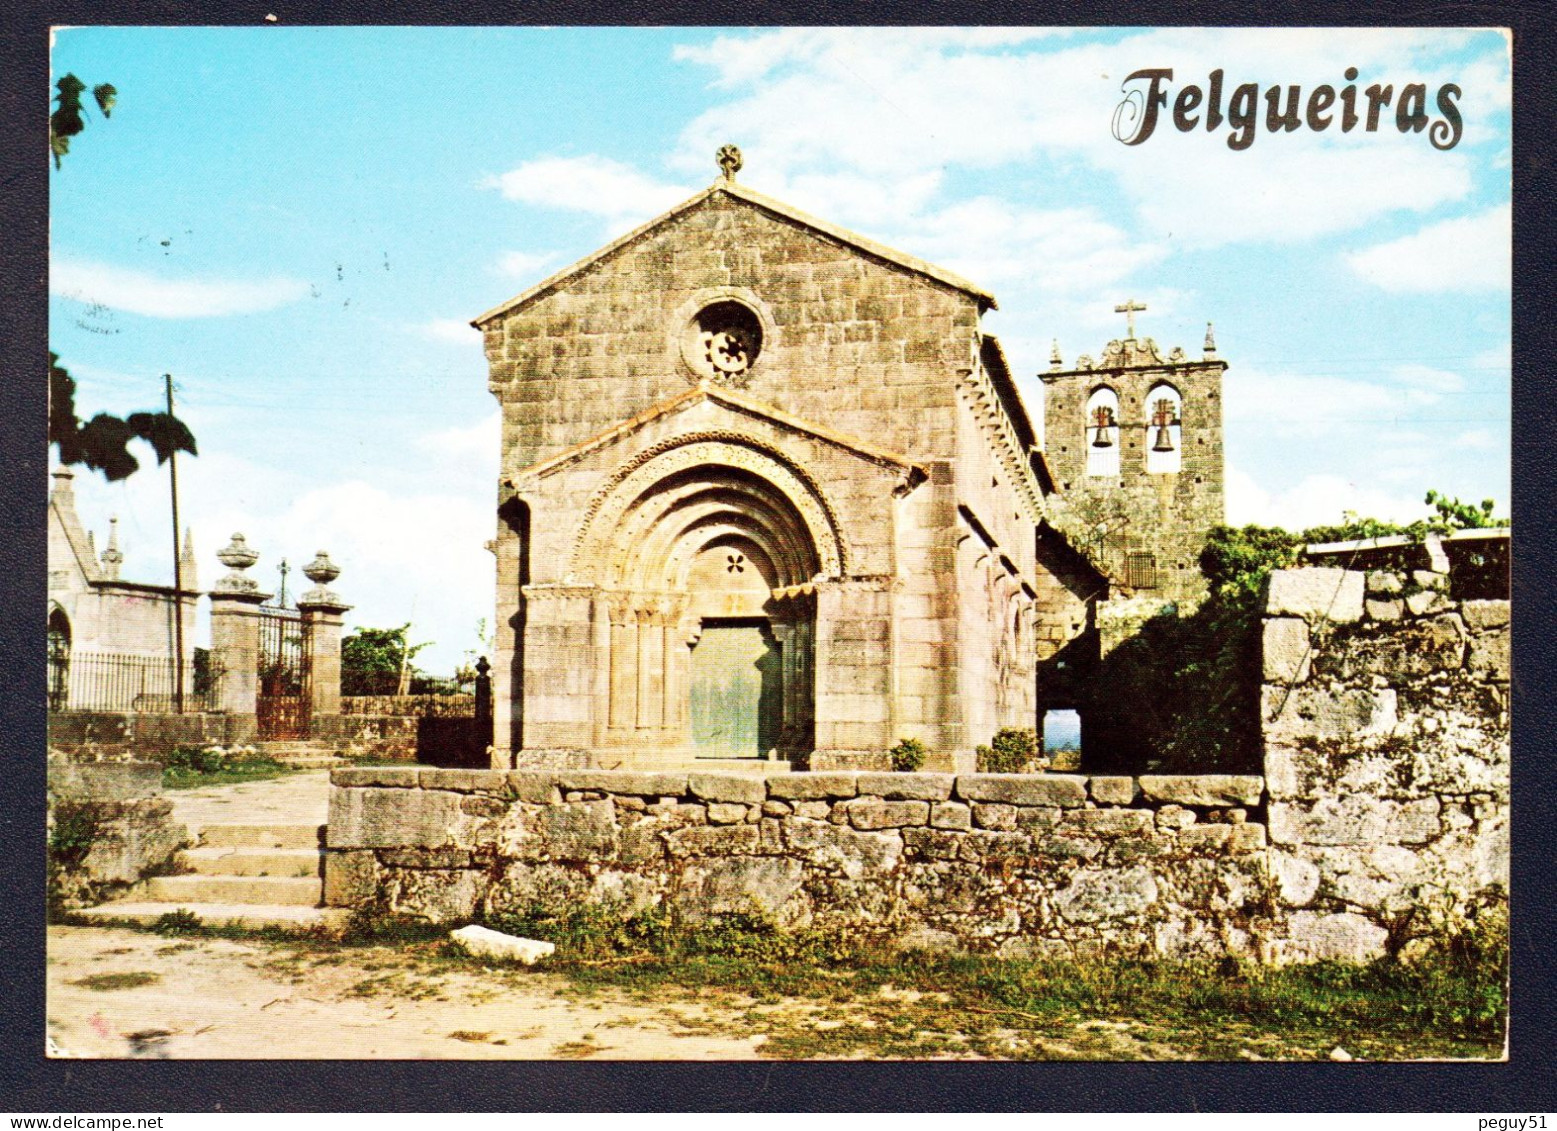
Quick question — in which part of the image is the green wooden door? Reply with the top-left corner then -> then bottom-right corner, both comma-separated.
690,623 -> 782,759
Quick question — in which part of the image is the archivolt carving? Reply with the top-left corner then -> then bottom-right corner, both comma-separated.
569,432 -> 847,582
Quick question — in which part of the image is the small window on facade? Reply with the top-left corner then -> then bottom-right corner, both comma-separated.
1084,386 -> 1121,477
1144,383 -> 1183,474
1125,551 -> 1157,589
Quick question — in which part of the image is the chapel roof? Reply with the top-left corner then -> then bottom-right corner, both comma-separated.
473,167 -> 997,327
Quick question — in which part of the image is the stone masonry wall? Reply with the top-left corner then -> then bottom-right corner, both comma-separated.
325,767 -> 1270,959
1259,564 -> 1510,963
47,762 -> 190,909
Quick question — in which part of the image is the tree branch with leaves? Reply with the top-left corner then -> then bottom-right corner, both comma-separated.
50,74 -> 199,480
49,352 -> 197,481
50,74 -> 116,168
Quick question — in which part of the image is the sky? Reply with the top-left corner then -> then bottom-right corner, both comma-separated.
48,26 -> 1511,672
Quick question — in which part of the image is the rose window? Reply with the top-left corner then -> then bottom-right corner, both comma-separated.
682,299 -> 764,385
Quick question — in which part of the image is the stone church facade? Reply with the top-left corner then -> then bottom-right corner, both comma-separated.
476,151 -> 1224,773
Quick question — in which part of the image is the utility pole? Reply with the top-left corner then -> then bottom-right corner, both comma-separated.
166,374 -> 185,714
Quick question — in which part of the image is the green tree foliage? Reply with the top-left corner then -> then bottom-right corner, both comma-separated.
341,624 -> 431,696
1423,490 -> 1504,532
49,353 -> 198,481
50,73 -> 116,168
1080,493 -> 1509,774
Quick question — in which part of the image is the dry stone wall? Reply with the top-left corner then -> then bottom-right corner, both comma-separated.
325,767 -> 1270,960
322,561 -> 1509,966
1259,564 -> 1509,963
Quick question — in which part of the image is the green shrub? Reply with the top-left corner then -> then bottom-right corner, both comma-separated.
46,800 -> 102,920
977,727 -> 1038,773
167,745 -> 225,774
153,908 -> 203,935
888,737 -> 927,773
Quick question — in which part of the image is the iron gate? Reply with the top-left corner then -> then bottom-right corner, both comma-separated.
257,604 -> 312,739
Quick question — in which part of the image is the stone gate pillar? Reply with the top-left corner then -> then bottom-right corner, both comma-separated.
208,534 -> 271,727
297,551 -> 351,718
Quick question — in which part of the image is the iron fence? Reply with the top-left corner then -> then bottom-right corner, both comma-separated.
49,649 -> 224,714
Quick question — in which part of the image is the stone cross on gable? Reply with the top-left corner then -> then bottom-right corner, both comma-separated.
1114,299 -> 1146,340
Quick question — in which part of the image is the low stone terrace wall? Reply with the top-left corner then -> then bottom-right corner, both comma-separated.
325,767 -> 1272,961
48,711 -> 255,759
341,695 -> 475,718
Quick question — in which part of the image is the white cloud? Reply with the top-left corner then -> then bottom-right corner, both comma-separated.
63,417 -> 499,672
669,27 -> 1498,250
489,155 -> 690,230
1226,466 -> 1434,530
415,412 -> 501,492
419,318 -> 482,344
1391,363 -> 1466,395
1452,427 -> 1497,450
496,250 -> 559,279
51,258 -> 309,318
1346,205 -> 1511,293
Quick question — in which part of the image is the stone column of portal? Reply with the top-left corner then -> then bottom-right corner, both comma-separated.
297,551 -> 352,718
208,534 -> 272,735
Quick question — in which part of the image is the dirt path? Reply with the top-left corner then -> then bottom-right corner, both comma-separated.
47,925 -> 766,1060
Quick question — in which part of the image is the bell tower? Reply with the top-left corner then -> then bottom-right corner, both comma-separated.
1040,306 -> 1228,607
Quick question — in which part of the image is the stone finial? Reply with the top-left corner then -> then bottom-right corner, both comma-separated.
716,144 -> 743,181
298,550 -> 350,611
213,532 -> 264,596
179,527 -> 199,592
299,550 -> 347,608
1204,321 -> 1218,357
303,550 -> 340,587
1049,339 -> 1063,371
100,517 -> 123,580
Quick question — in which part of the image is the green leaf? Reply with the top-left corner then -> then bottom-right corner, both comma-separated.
75,413 -> 141,481
92,83 -> 116,117
125,410 -> 199,463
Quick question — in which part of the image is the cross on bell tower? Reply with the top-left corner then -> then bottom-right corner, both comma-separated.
1114,298 -> 1147,341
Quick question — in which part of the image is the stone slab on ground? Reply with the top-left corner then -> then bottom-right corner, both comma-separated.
450,924 -> 556,965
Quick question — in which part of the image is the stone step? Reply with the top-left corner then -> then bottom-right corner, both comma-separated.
182,847 -> 321,878
142,874 -> 322,906
74,901 -> 350,932
198,824 -> 323,851
256,742 -> 338,755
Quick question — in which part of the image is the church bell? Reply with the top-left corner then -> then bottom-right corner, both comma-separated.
1150,398 -> 1178,452
1091,405 -> 1116,448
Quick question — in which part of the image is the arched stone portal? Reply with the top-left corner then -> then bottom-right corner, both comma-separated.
581,456 -> 830,762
